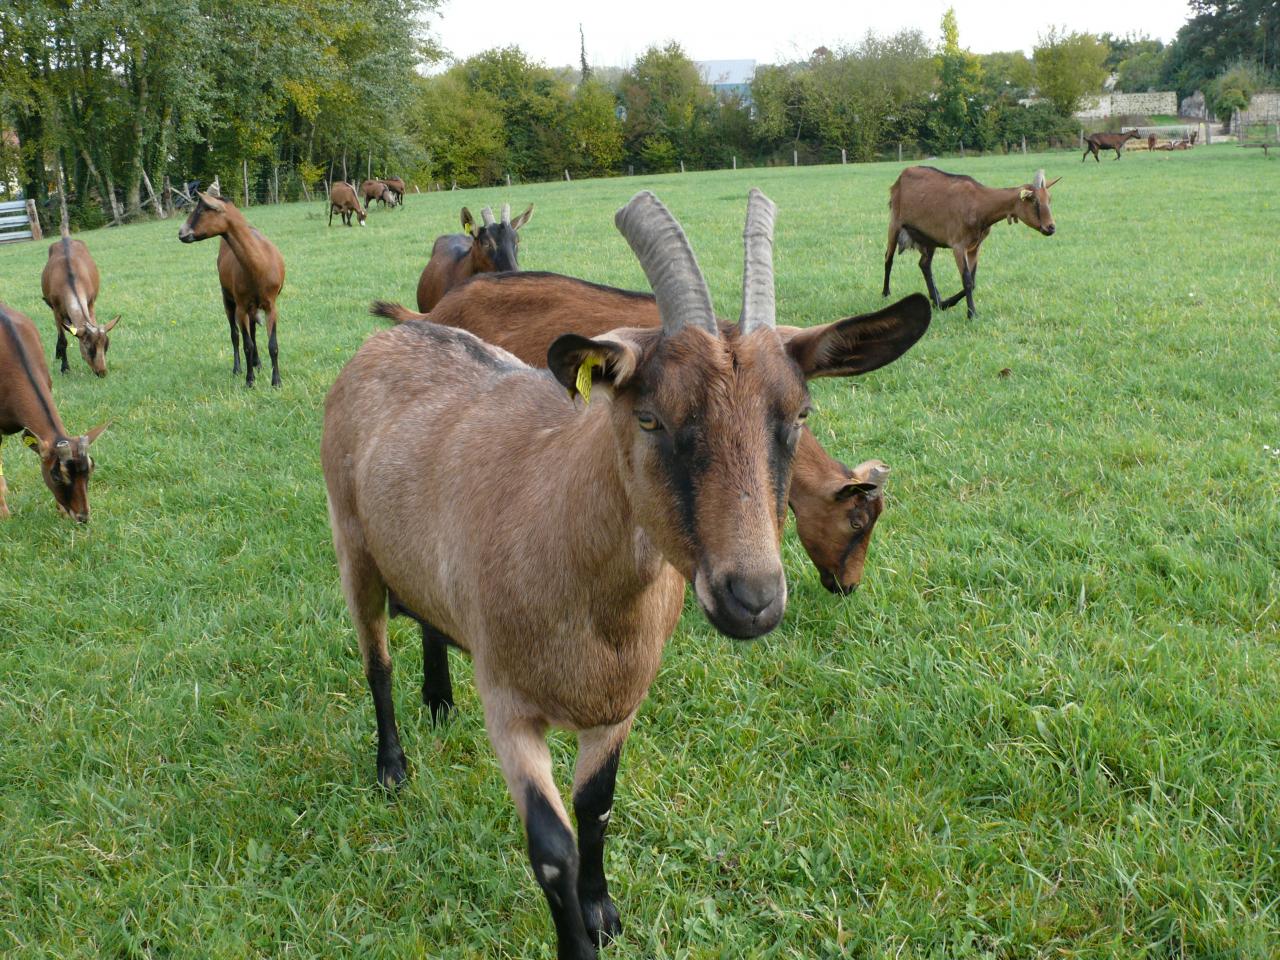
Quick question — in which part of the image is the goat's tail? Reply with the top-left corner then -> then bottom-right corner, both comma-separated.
370,300 -> 427,325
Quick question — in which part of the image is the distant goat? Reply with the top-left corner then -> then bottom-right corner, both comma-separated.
360,179 -> 391,209
382,177 -> 406,205
1148,134 -> 1157,151
329,181 -> 366,227
325,189 -> 929,959
1083,129 -> 1141,162
40,233 -> 120,377
0,303 -> 110,522
378,272 -> 894,596
883,166 -> 1059,319
416,203 -> 534,311
178,192 -> 286,387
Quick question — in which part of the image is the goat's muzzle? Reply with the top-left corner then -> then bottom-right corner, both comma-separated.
1041,225 -> 1056,237
178,226 -> 195,243
694,566 -> 787,639
819,568 -> 859,596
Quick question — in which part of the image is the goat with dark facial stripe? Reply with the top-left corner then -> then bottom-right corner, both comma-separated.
0,303 -> 110,521
323,189 -> 929,958
40,230 -> 120,377
416,202 -> 534,311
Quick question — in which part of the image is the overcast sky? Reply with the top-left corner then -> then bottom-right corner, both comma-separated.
426,0 -> 1191,68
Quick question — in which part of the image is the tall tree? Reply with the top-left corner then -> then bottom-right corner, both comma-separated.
1034,28 -> 1110,116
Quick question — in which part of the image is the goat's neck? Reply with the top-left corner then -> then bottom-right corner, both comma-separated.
979,187 -> 1023,230
789,427 -> 842,505
0,316 -> 67,444
217,210 -> 271,282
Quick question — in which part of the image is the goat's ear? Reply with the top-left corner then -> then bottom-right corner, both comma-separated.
1019,188 -> 1034,201
104,315 -> 121,333
197,191 -> 225,212
547,331 -> 645,400
784,293 -> 930,379
21,430 -> 50,458
511,203 -> 534,229
461,207 -> 475,235
85,421 -> 112,445
834,480 -> 878,501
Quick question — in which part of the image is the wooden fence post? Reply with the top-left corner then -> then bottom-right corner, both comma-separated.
841,148 -> 846,164
26,199 -> 43,240
565,169 -> 571,181
793,150 -> 798,167
1021,135 -> 1027,155
732,155 -> 737,169
243,159 -> 250,206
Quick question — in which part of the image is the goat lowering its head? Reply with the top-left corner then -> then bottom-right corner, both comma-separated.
323,189 -> 929,959
415,203 -> 534,311
40,237 -> 120,378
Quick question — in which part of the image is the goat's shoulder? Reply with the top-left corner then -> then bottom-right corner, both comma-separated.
432,233 -> 472,261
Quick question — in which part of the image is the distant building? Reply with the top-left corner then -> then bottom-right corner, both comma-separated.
698,59 -> 756,103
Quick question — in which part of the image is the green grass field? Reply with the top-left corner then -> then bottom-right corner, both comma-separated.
1,145 -> 1278,959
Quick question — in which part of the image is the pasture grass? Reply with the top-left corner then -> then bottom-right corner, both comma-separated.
0,145 -> 1277,959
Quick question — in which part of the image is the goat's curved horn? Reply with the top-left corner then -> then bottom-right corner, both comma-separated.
479,206 -> 495,226
615,191 -> 717,337
739,188 -> 777,334
1033,169 -> 1046,189
501,203 -> 511,224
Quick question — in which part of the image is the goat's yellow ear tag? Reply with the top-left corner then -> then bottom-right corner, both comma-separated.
23,435 -> 38,449
574,355 -> 604,404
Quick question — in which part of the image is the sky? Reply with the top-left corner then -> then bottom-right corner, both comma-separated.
425,0 -> 1192,68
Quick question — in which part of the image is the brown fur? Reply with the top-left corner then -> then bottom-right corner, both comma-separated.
0,302 -> 110,521
178,192 -> 286,387
416,204 -> 533,311
381,176 -> 406,205
40,236 -> 119,377
883,165 -> 1059,319
328,181 -> 366,227
360,179 -> 391,208
378,270 -> 889,592
325,191 -> 929,959
1083,129 -> 1141,161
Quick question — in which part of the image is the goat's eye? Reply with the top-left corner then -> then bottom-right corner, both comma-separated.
637,412 -> 662,432
797,407 -> 811,425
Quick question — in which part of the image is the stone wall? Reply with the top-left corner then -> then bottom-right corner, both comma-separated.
1235,92 -> 1280,130
1074,91 -> 1178,119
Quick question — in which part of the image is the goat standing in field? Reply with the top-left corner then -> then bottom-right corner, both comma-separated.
0,303 -> 110,522
1083,129 -> 1141,161
382,177 -> 406,206
324,189 -> 929,959
178,192 -> 286,387
40,231 -> 120,377
378,272 -> 896,596
416,203 -> 534,311
360,179 -> 390,209
328,181 -> 366,227
883,166 -> 1059,319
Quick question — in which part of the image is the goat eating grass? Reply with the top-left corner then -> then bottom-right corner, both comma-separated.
323,189 -> 928,958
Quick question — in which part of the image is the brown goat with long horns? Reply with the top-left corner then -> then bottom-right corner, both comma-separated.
178,192 -> 286,387
40,233 -> 120,377
0,303 -> 110,521
416,202 -> 534,311
376,272 -> 893,597
883,166 -> 1059,319
323,189 -> 929,958
328,181 -> 366,227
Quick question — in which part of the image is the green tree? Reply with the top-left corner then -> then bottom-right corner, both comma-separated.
929,9 -> 987,151
1034,28 -> 1110,116
618,43 -> 713,172
566,78 -> 623,176
1208,61 -> 1264,120
406,69 -> 506,187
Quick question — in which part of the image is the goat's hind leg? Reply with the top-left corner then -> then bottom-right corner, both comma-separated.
0,436 -> 9,518
574,719 -> 634,949
336,541 -> 408,789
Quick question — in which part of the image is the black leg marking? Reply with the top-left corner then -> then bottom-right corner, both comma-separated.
882,255 -> 893,297
421,626 -> 454,724
223,290 -> 241,375
525,786 -> 596,960
56,328 -> 69,373
268,321 -> 280,387
965,265 -> 978,319
574,748 -> 622,949
919,249 -> 941,307
368,656 -> 407,789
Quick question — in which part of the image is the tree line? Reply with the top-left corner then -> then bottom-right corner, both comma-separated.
2,2 -> 1274,229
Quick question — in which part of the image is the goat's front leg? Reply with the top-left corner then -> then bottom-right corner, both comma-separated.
488,709 -> 597,960
238,308 -> 257,387
222,288 -> 241,375
0,436 -> 9,518
56,323 -> 69,374
959,245 -> 980,318
574,719 -> 633,949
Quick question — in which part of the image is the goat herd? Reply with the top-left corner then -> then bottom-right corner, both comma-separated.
0,162 -> 1061,958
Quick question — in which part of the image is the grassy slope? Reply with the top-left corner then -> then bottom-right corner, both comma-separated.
0,146 -> 1277,959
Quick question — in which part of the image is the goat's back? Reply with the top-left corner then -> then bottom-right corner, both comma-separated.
41,238 -> 100,305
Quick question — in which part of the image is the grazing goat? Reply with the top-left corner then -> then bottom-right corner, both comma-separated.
378,271 -> 896,595
40,233 -> 120,377
323,189 -> 929,959
0,303 -> 110,521
328,181 -> 366,227
883,166 -> 1059,319
416,203 -> 534,311
178,192 -> 286,387
382,176 -> 406,205
1083,129 -> 1140,162
360,179 -> 391,209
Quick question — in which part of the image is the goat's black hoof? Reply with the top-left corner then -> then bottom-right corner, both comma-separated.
582,895 -> 621,948
377,751 -> 408,790
271,375 -> 281,388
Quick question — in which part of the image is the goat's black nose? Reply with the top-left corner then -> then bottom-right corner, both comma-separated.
1043,225 -> 1056,236
726,573 -> 778,616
